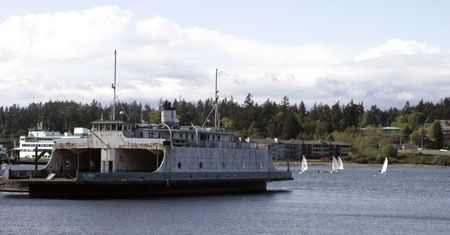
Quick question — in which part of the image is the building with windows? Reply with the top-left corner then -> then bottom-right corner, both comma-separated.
437,120 -> 450,146
0,139 -> 13,162
248,138 -> 351,161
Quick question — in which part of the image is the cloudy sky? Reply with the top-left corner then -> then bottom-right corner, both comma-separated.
1,0 -> 449,109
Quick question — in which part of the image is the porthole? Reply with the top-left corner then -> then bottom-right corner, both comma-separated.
178,162 -> 181,169
199,162 -> 203,169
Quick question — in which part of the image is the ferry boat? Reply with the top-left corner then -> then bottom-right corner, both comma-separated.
13,126 -> 88,163
0,52 -> 292,198
14,128 -> 63,162
0,101 -> 292,198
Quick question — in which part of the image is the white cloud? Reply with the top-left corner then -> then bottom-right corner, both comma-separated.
355,39 -> 439,61
0,5 -> 449,110
0,5 -> 132,61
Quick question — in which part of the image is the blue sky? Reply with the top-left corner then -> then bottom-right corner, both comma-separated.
0,1 -> 449,108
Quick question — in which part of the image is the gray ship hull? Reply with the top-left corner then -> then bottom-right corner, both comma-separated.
2,171 -> 292,198
1,121 -> 294,198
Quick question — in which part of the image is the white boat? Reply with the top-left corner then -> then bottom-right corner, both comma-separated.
331,156 -> 338,173
380,157 -> 388,174
299,155 -> 308,174
13,126 -> 88,162
14,129 -> 63,161
337,156 -> 344,171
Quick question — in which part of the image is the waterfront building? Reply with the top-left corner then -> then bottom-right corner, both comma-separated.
0,139 -> 13,162
437,120 -> 450,146
248,138 -> 351,161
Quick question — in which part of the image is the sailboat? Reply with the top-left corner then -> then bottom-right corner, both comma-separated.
380,157 -> 388,175
337,156 -> 344,171
330,156 -> 338,173
299,155 -> 308,174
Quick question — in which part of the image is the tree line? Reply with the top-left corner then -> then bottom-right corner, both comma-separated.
0,94 -> 449,149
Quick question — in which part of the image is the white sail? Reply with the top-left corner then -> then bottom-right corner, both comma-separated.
331,156 -> 338,172
380,157 -> 388,174
337,156 -> 344,171
300,155 -> 308,173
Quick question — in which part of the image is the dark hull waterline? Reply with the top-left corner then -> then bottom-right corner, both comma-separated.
28,180 -> 267,199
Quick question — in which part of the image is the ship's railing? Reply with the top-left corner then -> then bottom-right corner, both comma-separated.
173,140 -> 267,150
78,170 -> 292,182
23,137 -> 56,142
8,169 -> 47,179
54,138 -> 90,149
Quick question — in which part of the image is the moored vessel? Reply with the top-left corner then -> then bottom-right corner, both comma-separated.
0,51 -> 292,198
0,102 -> 292,198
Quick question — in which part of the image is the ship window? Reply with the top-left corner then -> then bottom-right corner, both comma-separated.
218,135 -> 220,141
178,162 -> 181,169
191,134 -> 194,139
222,162 -> 225,168
118,124 -> 122,131
199,162 -> 203,169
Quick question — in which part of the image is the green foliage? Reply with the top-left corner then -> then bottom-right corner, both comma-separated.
237,122 -> 261,138
398,152 -> 450,165
431,121 -> 444,149
221,117 -> 234,128
281,112 -> 300,139
383,144 -> 398,158
148,110 -> 161,124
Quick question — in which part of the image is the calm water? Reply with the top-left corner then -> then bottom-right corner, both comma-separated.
1,166 -> 449,235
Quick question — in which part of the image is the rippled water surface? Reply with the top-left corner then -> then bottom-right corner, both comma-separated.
1,166 -> 449,234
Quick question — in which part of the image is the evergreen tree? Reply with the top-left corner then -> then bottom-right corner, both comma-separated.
281,112 -> 300,139
431,121 -> 444,149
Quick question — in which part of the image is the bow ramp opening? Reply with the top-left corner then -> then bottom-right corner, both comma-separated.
46,148 -> 164,177
115,149 -> 164,172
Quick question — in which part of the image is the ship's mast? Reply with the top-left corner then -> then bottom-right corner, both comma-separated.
201,68 -> 220,129
112,50 -> 117,121
214,68 -> 219,128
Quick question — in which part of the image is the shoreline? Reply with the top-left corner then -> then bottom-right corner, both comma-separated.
273,161 -> 448,168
